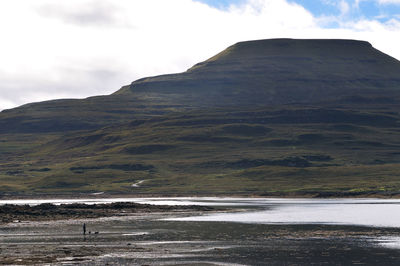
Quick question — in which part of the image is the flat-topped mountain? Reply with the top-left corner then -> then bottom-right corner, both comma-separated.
1,39 -> 400,134
117,39 -> 400,106
1,39 -> 400,196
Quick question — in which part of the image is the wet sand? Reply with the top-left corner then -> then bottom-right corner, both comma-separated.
2,207 -> 400,265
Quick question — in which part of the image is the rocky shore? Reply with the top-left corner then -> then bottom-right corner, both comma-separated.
0,202 -> 213,224
2,200 -> 400,265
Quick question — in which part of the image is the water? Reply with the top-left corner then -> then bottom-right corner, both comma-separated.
0,197 -> 263,206
165,198 -> 400,228
3,197 -> 400,227
3,197 -> 400,264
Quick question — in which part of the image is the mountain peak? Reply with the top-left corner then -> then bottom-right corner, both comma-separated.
232,38 -> 372,49
115,38 -> 400,107
2,38 -> 400,196
3,38 -> 400,134
191,38 -> 374,68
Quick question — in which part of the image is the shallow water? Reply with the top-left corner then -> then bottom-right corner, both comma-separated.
3,197 -> 400,264
3,197 -> 400,228
162,198 -> 400,228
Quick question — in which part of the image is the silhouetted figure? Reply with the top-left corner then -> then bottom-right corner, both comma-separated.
83,223 -> 86,235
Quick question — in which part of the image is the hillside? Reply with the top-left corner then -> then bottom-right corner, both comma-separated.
2,39 -> 400,134
117,39 -> 400,107
1,38 -> 400,196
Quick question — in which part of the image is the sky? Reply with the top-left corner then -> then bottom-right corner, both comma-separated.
0,0 -> 400,111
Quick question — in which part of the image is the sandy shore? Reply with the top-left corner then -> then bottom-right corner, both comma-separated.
2,203 -> 400,265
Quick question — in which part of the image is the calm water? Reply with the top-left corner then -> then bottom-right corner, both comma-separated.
2,197 -> 400,228
3,197 -> 400,264
165,198 -> 400,228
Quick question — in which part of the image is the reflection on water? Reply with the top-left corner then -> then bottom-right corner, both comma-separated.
0,197 -> 260,206
375,237 -> 400,249
167,199 -> 400,228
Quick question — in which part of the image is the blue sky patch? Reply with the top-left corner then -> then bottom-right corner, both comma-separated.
196,0 -> 400,24
293,0 -> 342,17
195,0 -> 245,9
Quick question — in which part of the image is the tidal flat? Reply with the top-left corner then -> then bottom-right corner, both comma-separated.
2,198 -> 400,265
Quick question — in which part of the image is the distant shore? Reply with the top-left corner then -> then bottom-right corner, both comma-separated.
2,191 -> 400,200
0,202 -> 213,224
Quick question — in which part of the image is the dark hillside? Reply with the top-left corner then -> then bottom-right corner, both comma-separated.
2,106 -> 400,196
1,38 -> 400,196
118,39 -> 400,107
2,39 -> 400,134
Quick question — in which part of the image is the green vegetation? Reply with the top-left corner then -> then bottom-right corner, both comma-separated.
1,39 -> 400,196
2,106 -> 400,196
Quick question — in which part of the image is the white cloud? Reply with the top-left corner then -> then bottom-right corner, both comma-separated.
356,0 -> 400,6
378,0 -> 400,4
36,1 -> 126,28
339,0 -> 351,15
0,0 -> 399,111
0,99 -> 16,110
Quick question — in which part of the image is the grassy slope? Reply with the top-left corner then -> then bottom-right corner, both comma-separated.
2,39 -> 400,135
1,39 -> 400,196
2,103 -> 400,196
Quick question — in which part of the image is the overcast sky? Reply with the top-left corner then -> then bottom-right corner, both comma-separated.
1,0 -> 400,111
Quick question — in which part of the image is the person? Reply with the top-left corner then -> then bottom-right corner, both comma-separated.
83,223 -> 86,235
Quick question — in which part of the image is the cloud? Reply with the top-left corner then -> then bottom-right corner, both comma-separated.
339,0 -> 351,15
0,99 -> 16,110
0,0 -> 399,111
36,0 -> 125,27
378,0 -> 400,4
356,0 -> 400,6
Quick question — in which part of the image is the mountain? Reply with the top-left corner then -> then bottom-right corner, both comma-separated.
2,39 -> 400,134
1,38 -> 400,197
117,39 -> 400,106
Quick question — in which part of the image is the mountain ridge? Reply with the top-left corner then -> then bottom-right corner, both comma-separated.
2,38 -> 400,134
1,38 -> 400,196
116,38 -> 400,107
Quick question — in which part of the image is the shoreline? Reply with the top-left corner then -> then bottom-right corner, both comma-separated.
2,191 -> 400,200
2,203 -> 400,265
2,198 -> 400,264
0,202 -> 214,224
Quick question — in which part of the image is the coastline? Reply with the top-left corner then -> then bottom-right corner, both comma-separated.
2,190 -> 400,200
2,199 -> 400,265
0,202 -> 214,224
